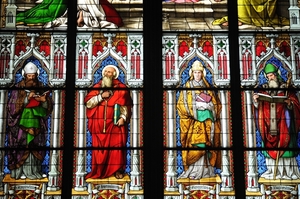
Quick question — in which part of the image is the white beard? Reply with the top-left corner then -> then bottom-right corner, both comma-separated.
102,76 -> 113,88
268,79 -> 279,88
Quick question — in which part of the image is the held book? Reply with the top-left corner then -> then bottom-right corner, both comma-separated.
26,98 -> 40,108
26,90 -> 50,108
196,92 -> 212,103
114,104 -> 121,125
33,90 -> 50,98
256,93 -> 287,103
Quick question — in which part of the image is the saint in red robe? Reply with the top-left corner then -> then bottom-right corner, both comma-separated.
255,89 -> 300,159
85,79 -> 132,179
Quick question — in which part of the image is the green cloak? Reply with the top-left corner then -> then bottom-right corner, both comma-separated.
16,0 -> 67,25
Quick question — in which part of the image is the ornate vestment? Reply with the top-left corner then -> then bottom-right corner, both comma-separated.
177,78 -> 222,172
254,85 -> 300,159
7,80 -> 53,179
85,79 -> 132,179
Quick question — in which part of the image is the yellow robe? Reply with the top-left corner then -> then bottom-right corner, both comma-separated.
212,0 -> 289,26
238,0 -> 289,26
177,79 -> 222,171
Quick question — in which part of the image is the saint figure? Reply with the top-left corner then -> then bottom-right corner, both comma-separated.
253,63 -> 300,180
177,60 -> 222,179
85,65 -> 132,179
7,62 -> 53,180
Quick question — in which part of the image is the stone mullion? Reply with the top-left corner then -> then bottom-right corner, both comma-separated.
74,90 -> 87,191
130,90 -> 142,190
47,90 -> 62,191
220,90 -> 233,192
245,90 -> 259,192
165,90 -> 178,192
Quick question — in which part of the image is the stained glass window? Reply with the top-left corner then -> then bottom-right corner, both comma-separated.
162,0 -> 300,198
0,0 -> 300,198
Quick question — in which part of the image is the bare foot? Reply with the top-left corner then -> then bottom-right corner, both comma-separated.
221,21 -> 243,26
114,170 -> 124,179
222,21 -> 228,26
77,11 -> 84,27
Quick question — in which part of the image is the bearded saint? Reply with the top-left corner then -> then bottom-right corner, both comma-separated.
7,62 -> 53,180
85,65 -> 132,179
253,63 -> 300,180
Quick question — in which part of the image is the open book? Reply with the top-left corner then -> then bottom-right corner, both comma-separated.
33,90 -> 50,98
27,90 -> 50,108
256,93 -> 287,103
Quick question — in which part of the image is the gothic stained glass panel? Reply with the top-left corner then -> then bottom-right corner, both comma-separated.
73,31 -> 144,197
240,33 -> 300,197
0,32 -> 66,198
162,33 -> 234,198
0,32 -> 67,83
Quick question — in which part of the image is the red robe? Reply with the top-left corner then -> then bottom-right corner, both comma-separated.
100,0 -> 124,27
85,79 -> 132,179
255,89 -> 300,159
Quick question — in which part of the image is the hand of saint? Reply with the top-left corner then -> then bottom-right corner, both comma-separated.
29,91 -> 46,102
253,93 -> 259,103
116,117 -> 125,126
101,91 -> 111,99
34,95 -> 46,102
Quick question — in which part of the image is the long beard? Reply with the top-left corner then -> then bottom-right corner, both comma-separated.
268,79 -> 279,88
25,78 -> 38,87
101,76 -> 113,88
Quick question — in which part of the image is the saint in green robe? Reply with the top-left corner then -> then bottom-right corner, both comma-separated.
16,0 -> 67,25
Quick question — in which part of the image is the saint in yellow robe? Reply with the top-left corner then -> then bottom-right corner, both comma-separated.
177,78 -> 222,172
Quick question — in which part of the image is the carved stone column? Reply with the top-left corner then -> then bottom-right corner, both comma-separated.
75,90 -> 87,191
47,90 -> 62,191
127,78 -> 143,191
165,90 -> 178,191
219,90 -> 233,192
0,90 -> 6,191
245,90 -> 259,192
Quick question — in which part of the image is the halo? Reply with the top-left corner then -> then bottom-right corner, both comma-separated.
102,65 -> 119,79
